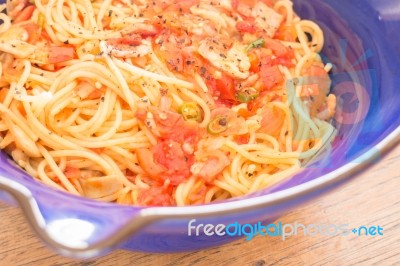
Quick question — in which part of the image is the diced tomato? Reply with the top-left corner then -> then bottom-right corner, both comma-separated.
260,65 -> 283,90
136,105 -> 204,144
153,140 -> 189,170
13,5 -> 35,23
234,134 -> 250,144
179,121 -> 204,146
265,38 -> 293,59
137,187 -> 175,206
21,23 -> 41,44
153,140 -> 192,185
164,50 -> 184,72
236,20 -> 256,34
259,55 -> 284,90
48,46 -> 76,64
206,70 -> 237,105
40,29 -> 53,42
215,73 -> 236,102
153,110 -> 185,136
21,23 -> 54,45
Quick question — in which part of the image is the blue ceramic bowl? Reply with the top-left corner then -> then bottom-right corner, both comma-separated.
0,0 -> 399,258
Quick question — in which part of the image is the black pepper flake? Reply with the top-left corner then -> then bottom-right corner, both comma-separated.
200,66 -> 207,75
64,40 -> 69,44
305,32 -> 313,42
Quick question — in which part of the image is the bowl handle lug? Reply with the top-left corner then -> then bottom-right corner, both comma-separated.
0,174 -> 157,259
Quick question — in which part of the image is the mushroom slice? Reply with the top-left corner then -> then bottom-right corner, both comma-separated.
79,175 -> 123,199
198,38 -> 250,79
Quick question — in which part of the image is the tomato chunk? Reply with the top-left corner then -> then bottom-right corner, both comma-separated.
137,187 -> 174,206
13,5 -> 35,23
206,70 -> 237,105
22,23 -> 41,44
236,21 -> 256,34
48,46 -> 76,63
153,140 -> 192,185
259,56 -> 284,90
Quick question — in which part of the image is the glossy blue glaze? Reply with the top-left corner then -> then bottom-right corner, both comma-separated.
0,0 -> 399,254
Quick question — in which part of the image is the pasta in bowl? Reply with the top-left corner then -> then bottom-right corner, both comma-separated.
0,0 -> 398,257
0,0 -> 336,206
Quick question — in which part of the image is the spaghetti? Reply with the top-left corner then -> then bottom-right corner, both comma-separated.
0,0 -> 336,206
